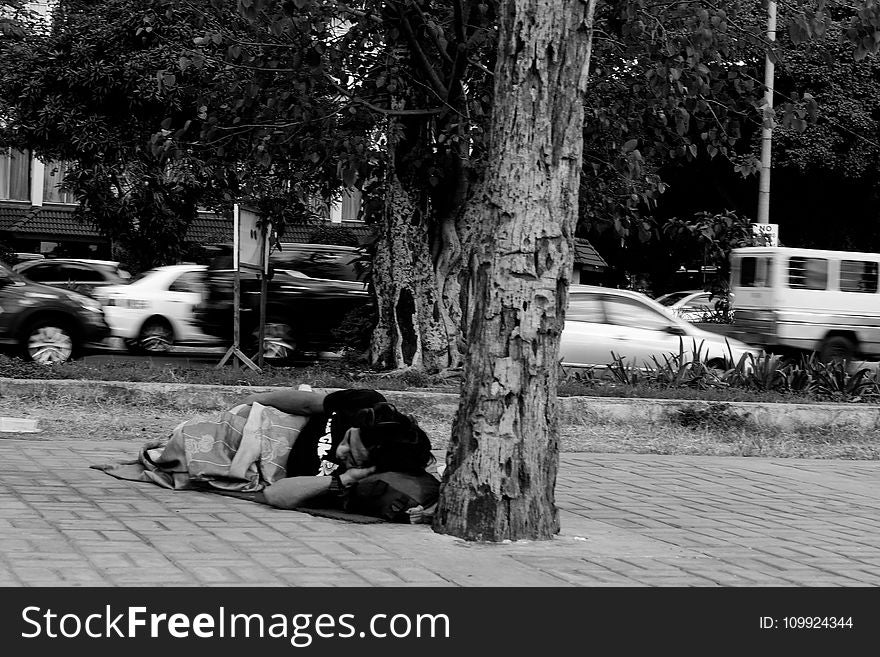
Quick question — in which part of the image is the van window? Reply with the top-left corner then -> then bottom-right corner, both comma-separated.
788,257 -> 827,290
738,256 -> 772,287
840,260 -> 879,293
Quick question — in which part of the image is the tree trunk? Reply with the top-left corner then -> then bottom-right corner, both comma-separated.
370,114 -> 476,374
370,171 -> 452,372
433,0 -> 596,541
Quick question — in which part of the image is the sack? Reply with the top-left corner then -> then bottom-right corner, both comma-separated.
345,471 -> 440,523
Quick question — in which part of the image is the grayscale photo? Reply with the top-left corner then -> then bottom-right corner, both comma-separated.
0,0 -> 876,648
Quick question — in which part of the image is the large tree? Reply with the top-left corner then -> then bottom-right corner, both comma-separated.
431,0 -> 596,540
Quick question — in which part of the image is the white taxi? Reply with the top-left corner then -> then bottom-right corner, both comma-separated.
93,264 -> 219,353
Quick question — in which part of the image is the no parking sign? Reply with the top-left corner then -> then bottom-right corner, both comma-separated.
751,222 -> 779,247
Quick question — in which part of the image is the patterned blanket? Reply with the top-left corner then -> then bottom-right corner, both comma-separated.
92,403 -> 309,493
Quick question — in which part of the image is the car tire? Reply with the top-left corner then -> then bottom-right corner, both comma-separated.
131,318 -> 174,353
22,318 -> 78,365
819,336 -> 857,364
706,358 -> 728,378
253,322 -> 297,365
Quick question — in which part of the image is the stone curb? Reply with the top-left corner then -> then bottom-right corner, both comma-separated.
1,377 -> 878,431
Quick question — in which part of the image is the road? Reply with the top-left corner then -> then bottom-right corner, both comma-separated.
79,338 -> 339,369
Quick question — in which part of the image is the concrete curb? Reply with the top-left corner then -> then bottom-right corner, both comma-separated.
1,376 -> 878,431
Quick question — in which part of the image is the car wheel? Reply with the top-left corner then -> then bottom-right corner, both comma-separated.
23,320 -> 77,365
134,318 -> 174,353
819,336 -> 856,364
706,358 -> 728,379
254,323 -> 296,364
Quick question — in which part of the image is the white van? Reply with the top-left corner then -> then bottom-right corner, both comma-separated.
729,246 -> 880,362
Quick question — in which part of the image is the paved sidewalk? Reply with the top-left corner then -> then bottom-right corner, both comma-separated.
0,437 -> 877,587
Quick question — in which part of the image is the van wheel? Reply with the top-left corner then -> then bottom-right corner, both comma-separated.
819,336 -> 856,364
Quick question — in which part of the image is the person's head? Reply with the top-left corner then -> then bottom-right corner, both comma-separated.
334,401 -> 433,473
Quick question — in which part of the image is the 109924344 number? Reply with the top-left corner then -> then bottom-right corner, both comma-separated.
783,617 -> 853,629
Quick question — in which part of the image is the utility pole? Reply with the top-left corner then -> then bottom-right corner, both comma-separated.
757,0 -> 777,224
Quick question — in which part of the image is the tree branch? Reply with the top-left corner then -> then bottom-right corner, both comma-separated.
324,75 -> 443,115
392,3 -> 449,97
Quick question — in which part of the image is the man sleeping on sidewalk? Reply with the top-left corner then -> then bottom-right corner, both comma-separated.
92,387 -> 440,524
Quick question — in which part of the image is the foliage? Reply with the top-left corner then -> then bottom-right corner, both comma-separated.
674,403 -> 751,431
806,357 -> 878,401
0,0 -> 209,270
581,0 -> 880,286
306,224 -> 361,247
330,303 -> 377,355
661,210 -> 759,296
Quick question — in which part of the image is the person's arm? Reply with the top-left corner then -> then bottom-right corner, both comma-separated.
261,466 -> 376,509
239,389 -> 327,416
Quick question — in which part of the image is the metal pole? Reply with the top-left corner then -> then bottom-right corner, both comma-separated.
757,0 -> 777,224
232,204 -> 241,370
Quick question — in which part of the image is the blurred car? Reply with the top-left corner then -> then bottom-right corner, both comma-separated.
560,285 -> 758,370
13,258 -> 131,298
655,289 -> 733,323
93,264 -> 219,353
195,243 -> 371,363
0,261 -> 110,364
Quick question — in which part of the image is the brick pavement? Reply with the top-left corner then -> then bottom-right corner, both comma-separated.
0,437 -> 877,587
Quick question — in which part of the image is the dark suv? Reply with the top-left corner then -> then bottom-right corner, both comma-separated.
0,261 -> 111,364
195,243 -> 372,363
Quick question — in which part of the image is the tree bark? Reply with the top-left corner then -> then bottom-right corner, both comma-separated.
433,0 -> 596,541
370,169 -> 451,372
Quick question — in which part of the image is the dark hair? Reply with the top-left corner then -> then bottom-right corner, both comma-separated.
353,402 -> 434,473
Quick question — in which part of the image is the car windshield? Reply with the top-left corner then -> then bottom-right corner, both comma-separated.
657,292 -> 693,306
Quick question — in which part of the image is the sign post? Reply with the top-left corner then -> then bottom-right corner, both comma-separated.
216,203 -> 267,373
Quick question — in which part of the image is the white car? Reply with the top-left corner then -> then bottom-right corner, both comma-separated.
93,264 -> 219,353
655,289 -> 732,323
560,285 -> 758,370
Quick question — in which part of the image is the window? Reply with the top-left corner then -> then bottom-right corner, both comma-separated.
62,265 -> 106,283
340,188 -> 362,222
604,296 -> 673,332
657,292 -> 692,306
21,263 -> 63,282
0,148 -> 30,201
272,247 -> 362,281
840,260 -> 879,293
566,293 -> 605,323
738,256 -> 772,287
42,160 -> 76,203
788,257 -> 827,290
682,295 -> 711,311
169,271 -> 205,293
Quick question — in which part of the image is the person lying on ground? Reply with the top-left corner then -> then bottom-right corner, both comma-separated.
94,386 -> 440,524
234,387 -> 438,521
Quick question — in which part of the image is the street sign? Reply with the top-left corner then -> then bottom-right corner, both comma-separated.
751,222 -> 779,247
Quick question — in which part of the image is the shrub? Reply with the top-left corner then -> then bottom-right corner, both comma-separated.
674,403 -> 751,431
